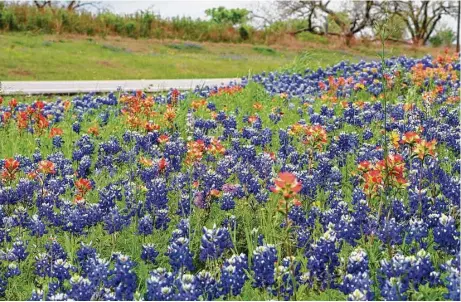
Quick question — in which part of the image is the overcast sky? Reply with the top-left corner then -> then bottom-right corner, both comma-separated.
94,0 -> 457,30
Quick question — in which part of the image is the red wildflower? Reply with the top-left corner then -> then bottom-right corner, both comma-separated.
271,172 -> 302,199
38,160 -> 56,174
75,178 -> 92,196
49,127 -> 63,138
158,134 -> 170,144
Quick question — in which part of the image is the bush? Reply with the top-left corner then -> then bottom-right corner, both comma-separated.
253,46 -> 277,55
239,26 -> 249,40
429,29 -> 455,47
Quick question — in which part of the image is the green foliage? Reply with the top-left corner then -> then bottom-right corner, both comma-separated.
429,28 -> 456,47
253,46 -> 277,55
239,25 -> 250,40
411,284 -> 448,301
387,15 -> 406,40
0,3 -> 254,43
327,11 -> 350,34
205,6 -> 250,25
296,32 -> 329,44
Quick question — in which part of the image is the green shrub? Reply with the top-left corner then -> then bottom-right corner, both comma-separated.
239,26 -> 249,40
253,46 -> 277,55
429,29 -> 455,47
124,21 -> 138,38
296,32 -> 329,44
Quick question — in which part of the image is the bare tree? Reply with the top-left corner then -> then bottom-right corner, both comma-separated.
33,0 -> 101,12
64,1 -> 101,11
33,1 -> 52,10
250,1 -> 281,28
277,1 -> 323,34
278,1 -> 379,46
316,1 -> 378,45
388,1 -> 457,45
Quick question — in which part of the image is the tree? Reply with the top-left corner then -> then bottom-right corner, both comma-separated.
277,1 -> 379,46
205,6 -> 251,26
388,1 -> 457,45
33,1 -> 52,11
33,1 -> 101,12
277,1 -> 323,34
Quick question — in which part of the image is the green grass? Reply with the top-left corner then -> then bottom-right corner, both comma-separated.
0,33 -> 380,81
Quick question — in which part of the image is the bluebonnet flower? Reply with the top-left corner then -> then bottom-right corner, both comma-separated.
270,256 -> 301,300
154,208 -> 170,230
72,122 -> 80,134
5,263 -> 20,278
76,242 -> 97,273
86,257 -> 110,287
433,213 -> 459,255
175,274 -> 201,300
305,227 -> 340,289
103,208 -> 131,235
137,214 -> 153,235
30,289 -> 44,301
177,193 -> 191,217
196,271 -> 218,300
348,243 -> 371,270
378,249 -> 439,299
35,252 -> 52,277
252,244 -> 277,288
106,254 -> 137,301
336,214 -> 361,246
12,239 -> 28,261
220,192 -> 235,211
219,254 -> 248,297
141,243 -> 159,264
166,236 -> 194,273
52,135 -> 63,149
380,277 -> 408,301
146,177 -> 168,210
67,275 -> 94,301
199,225 -> 233,262
77,155 -> 92,178
405,218 -> 428,245
51,259 -> 74,282
442,256 -> 460,301
340,248 -> 373,300
145,268 -> 175,301
377,218 -> 404,246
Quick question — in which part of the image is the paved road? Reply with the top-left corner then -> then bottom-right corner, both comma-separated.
0,78 -> 240,95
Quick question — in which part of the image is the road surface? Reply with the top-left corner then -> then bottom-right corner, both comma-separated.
0,78 -> 240,95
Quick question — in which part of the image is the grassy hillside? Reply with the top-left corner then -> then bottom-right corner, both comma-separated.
0,33 -> 440,81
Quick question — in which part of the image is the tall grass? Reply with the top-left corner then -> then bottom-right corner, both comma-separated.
0,2 -> 281,43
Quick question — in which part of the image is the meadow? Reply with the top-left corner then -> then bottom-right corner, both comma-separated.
0,51 -> 459,301
0,33 -> 442,81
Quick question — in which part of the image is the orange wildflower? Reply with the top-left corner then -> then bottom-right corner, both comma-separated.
271,172 -> 302,199
49,127 -> 63,138
88,126 -> 99,136
38,160 -> 56,174
413,139 -> 437,160
75,178 -> 92,196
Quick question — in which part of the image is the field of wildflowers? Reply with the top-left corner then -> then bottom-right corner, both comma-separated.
0,52 -> 459,301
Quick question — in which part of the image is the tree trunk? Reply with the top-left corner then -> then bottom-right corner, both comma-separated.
345,33 -> 354,47
412,36 -> 424,46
